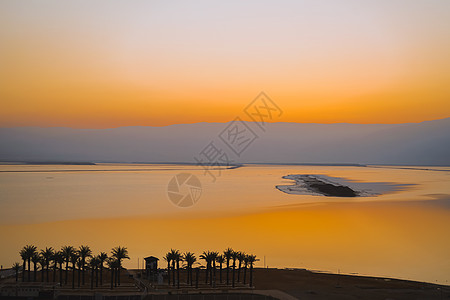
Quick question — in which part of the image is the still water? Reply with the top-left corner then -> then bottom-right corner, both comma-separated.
0,164 -> 449,284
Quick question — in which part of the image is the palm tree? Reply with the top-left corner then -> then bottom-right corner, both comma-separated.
78,245 -> 92,285
237,251 -> 245,282
111,246 -> 130,286
216,255 -> 225,283
231,251 -> 238,287
88,257 -> 99,289
52,251 -> 61,282
183,252 -> 196,286
70,252 -> 79,289
247,254 -> 258,287
106,258 -> 119,289
168,249 -> 181,288
23,245 -> 37,282
98,252 -> 108,285
61,246 -> 74,285
243,255 -> 249,285
210,251 -> 218,286
31,254 -> 40,282
12,262 -> 21,282
168,249 -> 180,287
76,259 -> 83,287
19,249 -> 27,282
55,251 -> 64,286
199,251 -> 211,285
223,248 -> 233,285
38,257 -> 45,283
163,252 -> 172,286
40,247 -> 54,282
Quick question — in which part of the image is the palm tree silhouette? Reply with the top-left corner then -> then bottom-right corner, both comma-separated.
88,257 -> 99,289
111,246 -> 130,286
24,245 -> 37,282
78,245 -> 92,285
31,254 -> 40,282
199,251 -> 211,285
247,254 -> 258,287
183,252 -> 196,286
231,251 -> 238,287
98,252 -> 108,285
40,247 -> 54,282
61,246 -> 74,285
69,252 -> 79,289
19,249 -> 27,282
76,259 -> 83,287
216,254 -> 225,284
54,251 -> 64,286
163,252 -> 172,286
223,248 -> 233,286
12,262 -> 21,282
173,250 -> 182,288
243,255 -> 249,285
38,256 -> 45,282
237,251 -> 245,282
105,257 -> 118,290
210,251 -> 219,286
168,249 -> 180,287
51,251 -> 59,282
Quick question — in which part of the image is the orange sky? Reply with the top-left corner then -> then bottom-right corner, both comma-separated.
1,1 -> 449,128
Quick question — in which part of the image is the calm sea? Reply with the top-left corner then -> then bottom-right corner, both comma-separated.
0,163 -> 449,284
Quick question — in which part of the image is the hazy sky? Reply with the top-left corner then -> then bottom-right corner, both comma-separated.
1,0 -> 449,128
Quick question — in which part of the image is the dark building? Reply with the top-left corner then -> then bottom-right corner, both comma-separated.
144,256 -> 159,281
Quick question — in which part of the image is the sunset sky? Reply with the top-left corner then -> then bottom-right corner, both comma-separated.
1,0 -> 449,128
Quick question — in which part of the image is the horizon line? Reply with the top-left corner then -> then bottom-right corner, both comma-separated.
1,117 -> 449,130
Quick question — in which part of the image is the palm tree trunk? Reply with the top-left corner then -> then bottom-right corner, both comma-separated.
117,263 -> 121,286
53,264 -> 56,282
177,260 -> 180,289
15,269 -> 19,282
100,265 -> 103,285
219,264 -> 222,283
72,263 -> 75,289
232,262 -> 235,288
167,261 -> 171,285
195,268 -> 199,289
65,262 -> 69,284
96,267 -> 99,287
33,264 -> 37,282
82,259 -> 85,285
27,259 -> 31,282
226,260 -> 229,285
249,265 -> 253,287
243,266 -> 247,285
110,268 -> 114,290
204,263 -> 208,284
22,261 -> 26,282
172,261 -> 175,286
237,261 -> 241,282
186,264 -> 189,285
78,267 -> 81,287
212,261 -> 216,286
90,268 -> 94,289
114,267 -> 118,287
59,263 -> 63,286
46,265 -> 49,282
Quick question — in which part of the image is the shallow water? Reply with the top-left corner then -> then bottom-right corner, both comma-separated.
0,163 -> 449,284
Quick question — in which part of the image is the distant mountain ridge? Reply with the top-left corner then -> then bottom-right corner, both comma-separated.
1,118 -> 449,165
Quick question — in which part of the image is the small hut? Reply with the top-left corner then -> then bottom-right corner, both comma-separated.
144,256 -> 159,281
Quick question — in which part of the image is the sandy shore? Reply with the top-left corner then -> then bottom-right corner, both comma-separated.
253,268 -> 449,299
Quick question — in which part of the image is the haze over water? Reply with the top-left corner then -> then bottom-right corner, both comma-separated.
1,163 -> 449,285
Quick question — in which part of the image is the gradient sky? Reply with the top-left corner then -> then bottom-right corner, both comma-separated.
1,0 -> 449,128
